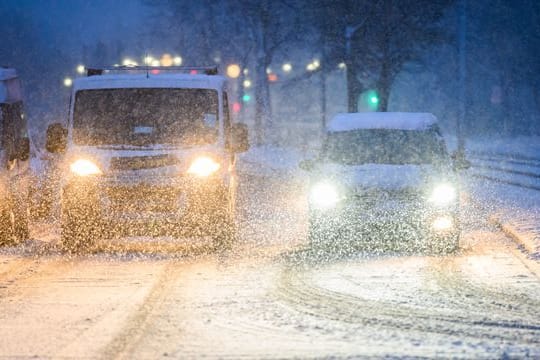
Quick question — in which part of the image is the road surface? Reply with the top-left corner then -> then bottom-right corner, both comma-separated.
1,176 -> 539,358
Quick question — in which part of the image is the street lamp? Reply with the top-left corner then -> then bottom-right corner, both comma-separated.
122,58 -> 138,66
282,63 -> 292,73
226,64 -> 241,78
160,54 -> 173,66
144,56 -> 154,65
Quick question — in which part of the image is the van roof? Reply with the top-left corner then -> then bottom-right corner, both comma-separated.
73,73 -> 227,92
0,67 -> 18,81
327,112 -> 438,132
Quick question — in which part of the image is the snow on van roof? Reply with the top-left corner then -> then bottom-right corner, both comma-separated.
73,73 -> 227,91
0,68 -> 22,103
0,67 -> 17,81
327,112 -> 438,132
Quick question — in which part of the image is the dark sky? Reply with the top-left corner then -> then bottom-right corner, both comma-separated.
11,0 -> 146,52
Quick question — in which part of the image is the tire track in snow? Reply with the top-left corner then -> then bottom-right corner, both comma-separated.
276,260 -> 540,347
100,260 -> 178,359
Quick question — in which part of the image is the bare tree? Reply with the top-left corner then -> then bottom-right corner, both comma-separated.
306,0 -> 453,112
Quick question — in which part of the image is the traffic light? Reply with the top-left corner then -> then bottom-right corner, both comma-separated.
242,94 -> 251,102
361,90 -> 379,111
232,102 -> 242,113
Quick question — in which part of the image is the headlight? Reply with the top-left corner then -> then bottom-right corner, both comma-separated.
309,182 -> 340,209
70,159 -> 102,176
187,156 -> 220,177
428,183 -> 456,206
431,215 -> 454,232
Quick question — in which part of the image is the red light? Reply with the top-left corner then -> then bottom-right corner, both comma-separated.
268,73 -> 278,82
190,70 -> 198,75
232,102 -> 242,113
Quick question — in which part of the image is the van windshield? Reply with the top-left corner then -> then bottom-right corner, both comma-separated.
322,129 -> 448,165
73,88 -> 219,146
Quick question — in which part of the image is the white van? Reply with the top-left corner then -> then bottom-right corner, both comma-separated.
45,66 -> 249,252
0,67 -> 30,245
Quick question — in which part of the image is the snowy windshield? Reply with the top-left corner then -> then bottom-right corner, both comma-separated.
73,88 -> 218,146
322,129 -> 448,165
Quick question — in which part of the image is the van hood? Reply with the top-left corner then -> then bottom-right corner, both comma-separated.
313,162 -> 453,191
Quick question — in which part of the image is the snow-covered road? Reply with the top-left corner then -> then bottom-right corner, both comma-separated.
1,175 -> 539,358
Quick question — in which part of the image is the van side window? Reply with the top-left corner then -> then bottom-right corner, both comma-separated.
0,102 -> 27,161
223,92 -> 231,149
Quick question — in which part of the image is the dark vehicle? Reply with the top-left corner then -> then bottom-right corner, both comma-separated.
0,68 -> 30,246
301,112 -> 468,253
46,66 -> 249,252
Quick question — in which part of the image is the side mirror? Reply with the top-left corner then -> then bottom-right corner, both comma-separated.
299,159 -> 315,171
45,123 -> 67,153
230,123 -> 249,153
18,137 -> 30,161
451,150 -> 471,170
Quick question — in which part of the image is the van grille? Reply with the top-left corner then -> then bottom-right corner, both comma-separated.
110,155 -> 179,171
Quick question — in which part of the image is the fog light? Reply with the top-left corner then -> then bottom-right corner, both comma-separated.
432,216 -> 454,232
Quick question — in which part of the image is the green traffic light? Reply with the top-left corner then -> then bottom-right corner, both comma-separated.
242,94 -> 251,102
370,96 -> 379,104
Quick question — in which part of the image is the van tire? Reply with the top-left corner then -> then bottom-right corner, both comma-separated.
0,209 -> 16,246
60,206 -> 100,254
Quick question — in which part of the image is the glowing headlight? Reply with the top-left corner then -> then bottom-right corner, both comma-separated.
309,182 -> 340,209
429,183 -> 456,206
187,156 -> 221,177
70,159 -> 102,176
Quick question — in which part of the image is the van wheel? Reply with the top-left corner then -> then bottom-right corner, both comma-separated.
0,209 -> 16,246
14,203 -> 29,242
61,206 -> 100,254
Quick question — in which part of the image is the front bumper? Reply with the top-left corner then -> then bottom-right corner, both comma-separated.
62,174 -> 230,226
309,199 -> 459,243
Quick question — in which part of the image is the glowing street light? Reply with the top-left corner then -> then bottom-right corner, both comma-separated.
306,63 -> 316,71
226,64 -> 241,78
76,65 -> 85,74
173,56 -> 182,66
338,62 -> 346,70
144,55 -> 154,65
161,54 -> 173,66
282,63 -> 292,73
122,58 -> 138,66
63,77 -> 73,87
243,79 -> 252,88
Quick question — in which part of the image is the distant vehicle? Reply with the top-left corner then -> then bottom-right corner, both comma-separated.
0,67 -> 30,246
301,112 -> 469,253
45,66 -> 249,252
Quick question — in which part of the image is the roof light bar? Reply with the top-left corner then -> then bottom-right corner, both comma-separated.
85,66 -> 219,77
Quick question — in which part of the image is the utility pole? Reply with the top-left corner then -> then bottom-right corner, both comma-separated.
457,0 -> 467,154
